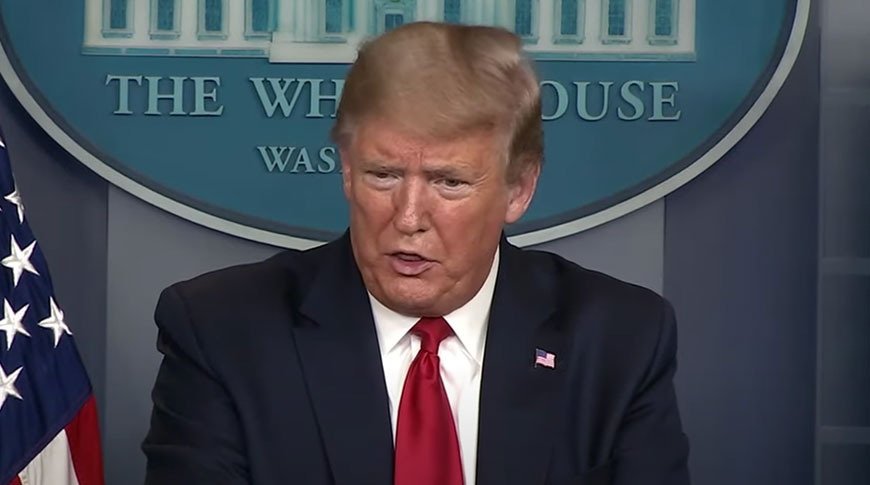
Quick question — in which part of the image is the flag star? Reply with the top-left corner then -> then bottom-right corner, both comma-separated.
1,234 -> 38,287
39,297 -> 72,347
0,363 -> 23,411
0,299 -> 30,351
4,187 -> 24,223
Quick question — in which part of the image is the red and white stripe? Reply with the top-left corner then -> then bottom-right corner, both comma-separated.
7,397 -> 104,485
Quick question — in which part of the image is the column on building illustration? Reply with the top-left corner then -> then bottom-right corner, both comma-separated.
554,0 -> 585,43
601,0 -> 631,43
463,0 -> 501,25
103,0 -> 132,37
292,0 -> 312,41
291,0 -> 320,42
648,0 -> 678,44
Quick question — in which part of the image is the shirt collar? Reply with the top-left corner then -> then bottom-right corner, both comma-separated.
369,247 -> 500,366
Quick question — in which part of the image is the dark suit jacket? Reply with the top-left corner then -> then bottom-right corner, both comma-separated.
142,234 -> 690,485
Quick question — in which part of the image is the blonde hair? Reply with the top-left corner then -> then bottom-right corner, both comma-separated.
331,21 -> 543,182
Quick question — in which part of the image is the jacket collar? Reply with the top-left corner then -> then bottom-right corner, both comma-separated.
475,238 -> 572,485
294,233 -> 394,485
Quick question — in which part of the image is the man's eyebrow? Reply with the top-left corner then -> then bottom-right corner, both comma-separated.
424,161 -> 476,178
359,159 -> 403,172
425,167 -> 466,179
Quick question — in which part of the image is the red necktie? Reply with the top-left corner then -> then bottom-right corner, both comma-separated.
394,317 -> 464,485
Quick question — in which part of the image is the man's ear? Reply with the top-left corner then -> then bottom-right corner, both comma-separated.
504,162 -> 541,224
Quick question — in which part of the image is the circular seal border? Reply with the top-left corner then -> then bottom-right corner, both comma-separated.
0,1 -> 809,249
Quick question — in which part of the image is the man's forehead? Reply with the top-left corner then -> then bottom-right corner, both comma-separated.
353,120 -> 504,157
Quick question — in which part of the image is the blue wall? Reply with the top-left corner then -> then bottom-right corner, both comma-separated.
664,19 -> 819,482
816,0 -> 870,482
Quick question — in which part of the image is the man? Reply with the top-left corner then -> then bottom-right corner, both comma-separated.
143,22 -> 690,485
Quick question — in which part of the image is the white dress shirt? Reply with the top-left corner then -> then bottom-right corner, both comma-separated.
369,249 -> 499,485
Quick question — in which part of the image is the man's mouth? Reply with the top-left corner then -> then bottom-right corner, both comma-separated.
388,252 -> 434,276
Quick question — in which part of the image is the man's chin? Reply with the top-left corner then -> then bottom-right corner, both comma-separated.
379,288 -> 444,317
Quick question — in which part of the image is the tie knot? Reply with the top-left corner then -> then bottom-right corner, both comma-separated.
411,317 -> 453,354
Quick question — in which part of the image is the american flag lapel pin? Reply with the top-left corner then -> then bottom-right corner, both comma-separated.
534,348 -> 556,369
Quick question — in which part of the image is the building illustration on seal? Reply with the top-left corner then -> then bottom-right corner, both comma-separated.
83,0 -> 695,61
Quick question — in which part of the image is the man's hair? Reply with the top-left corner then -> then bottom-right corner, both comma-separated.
331,21 -> 543,182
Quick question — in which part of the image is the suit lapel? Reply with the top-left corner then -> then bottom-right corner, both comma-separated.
293,234 -> 394,485
476,241 -> 572,485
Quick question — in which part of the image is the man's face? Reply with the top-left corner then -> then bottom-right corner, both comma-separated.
340,119 -> 539,316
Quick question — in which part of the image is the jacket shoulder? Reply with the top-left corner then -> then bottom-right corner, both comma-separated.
514,248 -> 674,356
166,250 -> 297,301
156,242 -> 335,319
521,248 -> 668,313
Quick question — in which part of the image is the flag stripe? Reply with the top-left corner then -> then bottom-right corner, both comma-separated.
9,476 -> 21,485
19,429 -> 80,485
65,397 -> 104,485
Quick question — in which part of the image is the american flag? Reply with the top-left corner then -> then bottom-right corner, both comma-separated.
534,348 -> 556,369
0,130 -> 104,484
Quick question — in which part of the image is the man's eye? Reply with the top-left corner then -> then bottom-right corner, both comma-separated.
369,171 -> 396,181
441,178 -> 465,188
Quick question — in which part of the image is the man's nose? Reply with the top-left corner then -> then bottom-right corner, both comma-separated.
392,178 -> 430,235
